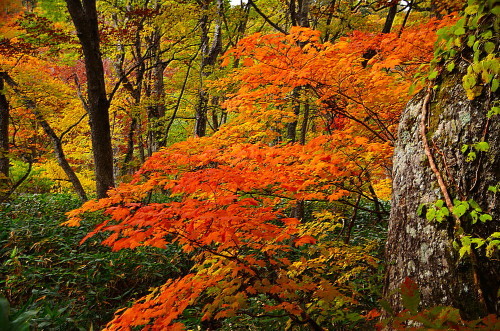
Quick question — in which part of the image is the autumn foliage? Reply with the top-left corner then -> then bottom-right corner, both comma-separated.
62,15 -> 459,329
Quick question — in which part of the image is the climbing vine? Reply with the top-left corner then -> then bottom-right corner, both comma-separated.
419,0 -> 499,259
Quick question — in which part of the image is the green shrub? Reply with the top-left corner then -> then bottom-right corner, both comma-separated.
0,193 -> 191,330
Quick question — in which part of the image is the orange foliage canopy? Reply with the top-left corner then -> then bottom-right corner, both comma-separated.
215,17 -> 456,144
65,16 -> 456,329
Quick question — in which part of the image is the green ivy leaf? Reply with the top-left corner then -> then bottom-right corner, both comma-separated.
465,4 -> 479,14
466,151 -> 477,162
474,141 -> 490,151
470,210 -> 479,224
454,27 -> 466,36
459,245 -> 471,258
468,199 -> 481,211
481,30 -> 493,39
484,42 -> 495,54
491,80 -> 499,93
428,70 -> 438,80
426,208 -> 436,221
480,214 -> 493,222
463,74 -> 477,89
416,203 -> 425,216
467,35 -> 476,47
452,202 -> 469,218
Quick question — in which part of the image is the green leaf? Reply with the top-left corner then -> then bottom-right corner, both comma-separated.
454,27 -> 466,36
488,185 -> 498,193
461,144 -> 469,153
480,214 -> 493,222
481,30 -> 493,39
426,208 -> 436,221
461,236 -> 471,246
474,141 -> 490,151
463,74 -> 477,89
452,202 -> 469,218
491,80 -> 499,93
470,210 -> 478,224
409,83 -> 416,95
473,40 -> 480,52
471,237 -> 485,248
467,35 -> 476,47
446,62 -> 455,72
455,17 -> 466,28
468,199 -> 481,211
435,199 -> 444,208
416,203 -> 425,216
0,297 -> 11,328
428,70 -> 438,80
459,245 -> 471,258
466,151 -> 477,162
465,4 -> 479,14
484,42 -> 495,54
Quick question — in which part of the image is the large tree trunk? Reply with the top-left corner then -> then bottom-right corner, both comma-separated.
0,73 -> 10,194
65,0 -> 115,198
384,63 -> 499,318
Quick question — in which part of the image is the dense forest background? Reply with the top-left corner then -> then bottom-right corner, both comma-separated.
0,0 -> 498,329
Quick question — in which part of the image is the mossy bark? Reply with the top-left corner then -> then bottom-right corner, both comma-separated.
384,63 -> 499,318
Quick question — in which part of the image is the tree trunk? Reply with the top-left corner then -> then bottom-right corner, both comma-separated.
0,73 -> 10,194
382,1 -> 398,34
65,0 -> 115,198
195,0 -> 223,137
148,35 -> 167,153
384,63 -> 499,318
33,109 -> 88,202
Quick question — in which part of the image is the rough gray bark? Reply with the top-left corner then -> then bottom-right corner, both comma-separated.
384,63 -> 499,318
65,0 -> 115,198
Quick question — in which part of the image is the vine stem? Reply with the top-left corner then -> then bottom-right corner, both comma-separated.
419,87 -> 455,213
419,85 -> 487,311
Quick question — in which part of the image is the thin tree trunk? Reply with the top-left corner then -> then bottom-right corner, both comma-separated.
344,194 -> 361,244
195,0 -> 223,137
287,88 -> 301,142
382,1 -> 398,34
2,72 -> 88,201
299,102 -> 309,145
33,110 -> 88,202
